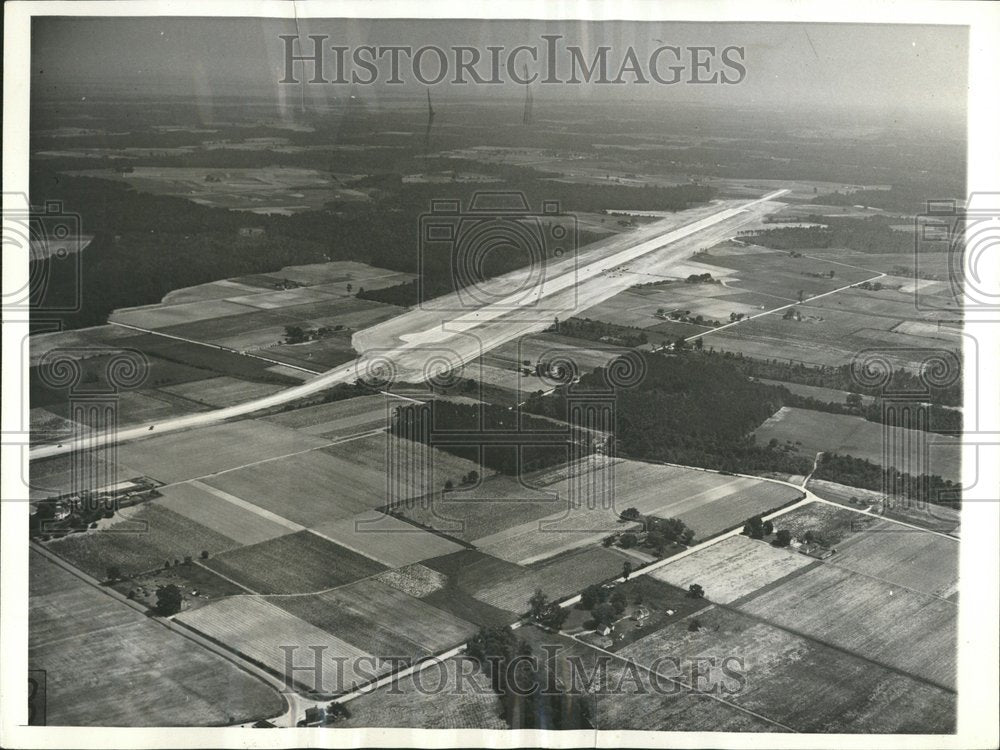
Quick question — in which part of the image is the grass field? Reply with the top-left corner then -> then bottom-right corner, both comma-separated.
29,450 -> 142,500
618,604 -> 955,733
767,501 -> 880,546
30,550 -> 284,725
118,420 -> 330,484
650,535 -> 814,604
204,530 -> 386,594
263,394 -> 391,437
758,378 -> 874,407
176,595 -> 377,694
110,298 -> 250,330
473,546 -> 630,613
273,578 -> 477,658
339,657 -> 507,729
155,482 -> 292,546
159,376 -> 283,407
46,503 -> 240,579
738,563 -> 957,689
807,478 -> 960,533
312,512 -> 465,568
374,564 -> 448,598
516,626 -> 776,732
419,549 -> 527,625
755,406 -> 960,482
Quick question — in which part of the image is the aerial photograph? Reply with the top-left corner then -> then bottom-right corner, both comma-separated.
6,8 -> 990,746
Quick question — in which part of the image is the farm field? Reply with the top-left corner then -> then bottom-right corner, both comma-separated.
272,578 -> 477,658
830,522 -> 959,598
311,511 -> 465,568
29,550 -> 284,725
807,478 -> 961,533
155,482 -> 292,546
484,332 -> 626,372
649,535 -> 814,604
110,561 -> 247,610
737,563 -> 957,689
339,657 -> 508,729
757,378 -> 873,406
29,450 -> 142,500
473,546 -> 631,613
767,500 -> 880,546
204,530 -> 386,594
46,503 -> 240,579
419,549 -> 528,624
175,596 -> 378,694
263,394 -> 391,437
516,626 -> 776,732
159,376 -> 283,407
29,323 -> 146,367
755,406 -> 960,482
618,604 -> 955,733
231,260 -> 415,292
117,420 -> 331,484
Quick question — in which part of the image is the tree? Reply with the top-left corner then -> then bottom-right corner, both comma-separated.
846,392 -> 863,409
580,585 -> 602,610
687,583 -> 705,599
444,479 -> 454,490
346,283 -> 353,293
610,589 -> 628,615
646,530 -> 666,555
742,515 -> 764,539
674,336 -> 687,351
688,618 -> 702,632
591,603 -> 616,630
762,520 -> 774,536
164,560 -> 171,569
155,584 -> 183,616
528,589 -> 548,620
538,603 -> 569,631
620,507 -> 641,521
325,701 -> 351,723
183,555 -> 192,565
619,532 -> 638,549
694,337 -> 704,350
774,529 -> 793,547
106,565 -> 122,582
200,550 -> 209,560
804,530 -> 815,543
622,561 -> 633,580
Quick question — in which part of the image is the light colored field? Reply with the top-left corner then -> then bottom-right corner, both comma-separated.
755,406 -> 960,482
224,287 -> 342,310
117,420 -> 330,484
253,260 -> 416,290
110,298 -> 251,330
650,535 -> 813,604
29,451 -> 141,500
159,376 -> 283,407
831,523 -> 958,598
312,511 -> 464,567
757,379 -> 872,406
29,550 -> 285,726
619,604 -> 954,733
275,578 -> 476,656
155,482 -> 292,546
46,503 -> 241,578
473,458 -> 801,563
263,394 -> 391,437
806,478 -> 960,534
473,547 -> 629,613
340,657 -> 507,729
162,279 -> 262,305
739,563 -> 956,689
176,595 -> 378,693
374,563 -> 448,598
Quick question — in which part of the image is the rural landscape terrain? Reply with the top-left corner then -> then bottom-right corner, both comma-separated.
23,19 -> 965,736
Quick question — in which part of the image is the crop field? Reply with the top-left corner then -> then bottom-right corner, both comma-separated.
29,323 -> 144,367
485,333 -> 632,372
176,596 -> 378,694
374,563 -> 448,598
738,563 -> 957,689
110,298 -> 252,330
263,394 -> 391,437
161,279 -> 262,305
204,530 -> 386,594
754,406 -> 960,482
29,550 -> 285,726
46,502 -> 240,578
117,420 -> 330,484
417,549 -> 527,624
121,333 -> 300,384
29,450 -> 141,500
159,376 -> 283,407
155,482 -> 292,546
650,535 -> 814,604
516,626 -> 775,732
232,260 -> 415,291
339,657 -> 508,729
473,546 -> 630,613
806,477 -> 961,533
111,561 -> 247,609
768,500 -> 880,546
618,605 -> 955,733
263,335 -> 358,370
830,523 -> 959,598
273,578 -> 477,658
311,511 -> 465,568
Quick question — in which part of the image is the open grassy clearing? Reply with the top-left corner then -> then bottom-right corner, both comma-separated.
755,406 -> 960,482
159,376 -> 283,407
161,279 -> 262,305
117,420 -> 330,484
29,450 -> 142,500
515,626 -> 775,732
175,595 -> 378,694
263,336 -> 358,370
738,563 -> 956,689
619,604 -> 954,733
767,501 -> 880,546
29,324 -> 145,367
263,394 -> 390,437
311,511 -> 465,568
204,530 -> 386,595
232,260 -> 415,291
273,578 -> 476,658
806,477 -> 960,533
30,550 -> 284,726
155,482 -> 291,546
110,298 -> 253,330
650,535 -> 813,604
110,561 -> 247,610
473,546 -> 631,613
46,503 -> 240,579
339,656 -> 507,729
757,378 -> 874,406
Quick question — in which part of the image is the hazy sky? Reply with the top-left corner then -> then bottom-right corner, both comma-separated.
31,17 -> 967,114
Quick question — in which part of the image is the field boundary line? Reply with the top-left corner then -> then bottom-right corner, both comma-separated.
190,480 -> 304,533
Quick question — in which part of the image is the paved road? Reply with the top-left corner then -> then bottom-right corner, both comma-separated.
31,190 -> 788,460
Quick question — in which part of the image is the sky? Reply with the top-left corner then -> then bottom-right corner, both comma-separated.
30,17 -> 968,116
